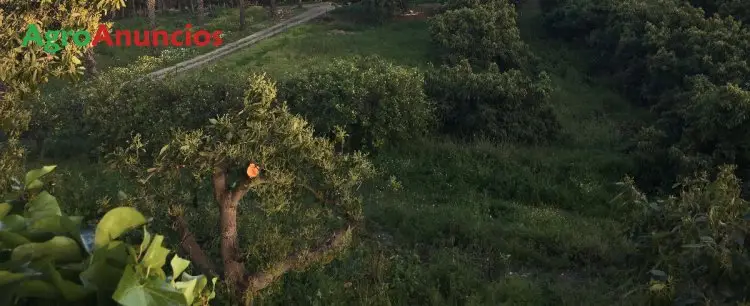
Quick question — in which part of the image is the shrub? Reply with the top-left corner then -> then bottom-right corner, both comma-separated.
429,1 -> 533,69
279,56 -> 434,152
34,63 -> 248,158
424,61 -> 561,144
614,165 -> 750,304
0,166 -> 217,305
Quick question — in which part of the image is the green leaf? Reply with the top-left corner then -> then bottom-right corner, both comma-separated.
141,235 -> 170,271
112,265 -> 187,306
181,273 -> 207,295
0,231 -> 31,248
94,207 -> 147,249
91,240 -> 132,267
28,215 -> 68,233
25,191 -> 62,219
170,255 -> 190,281
159,145 -> 170,156
42,261 -> 90,301
1,214 -> 26,232
139,227 -> 152,256
0,203 -> 11,219
173,277 -> 198,305
0,271 -> 28,287
15,280 -> 60,299
26,179 -> 44,190
11,236 -> 82,263
80,259 -> 126,291
24,165 -> 56,187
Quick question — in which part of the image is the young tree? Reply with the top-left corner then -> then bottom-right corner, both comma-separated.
269,0 -> 278,19
148,0 -> 156,31
0,0 -> 123,191
108,74 -> 375,304
198,0 -> 206,24
239,0 -> 246,29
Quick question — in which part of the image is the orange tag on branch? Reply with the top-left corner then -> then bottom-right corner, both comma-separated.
246,163 -> 260,178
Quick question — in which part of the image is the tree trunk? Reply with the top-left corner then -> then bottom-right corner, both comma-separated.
131,0 -> 137,17
269,0 -> 277,19
197,0 -> 205,25
83,49 -> 98,77
148,0 -> 156,28
147,0 -> 156,54
239,0 -> 246,30
169,166 -> 356,304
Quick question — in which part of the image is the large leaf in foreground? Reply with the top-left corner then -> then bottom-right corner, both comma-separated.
94,207 -> 147,249
112,265 -> 187,306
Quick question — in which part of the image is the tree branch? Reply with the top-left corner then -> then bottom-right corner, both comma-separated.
212,166 -> 228,203
172,212 -> 218,277
244,224 -> 354,293
228,177 -> 266,205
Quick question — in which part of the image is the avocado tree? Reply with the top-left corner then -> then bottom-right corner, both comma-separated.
107,73 -> 375,304
0,0 -> 123,191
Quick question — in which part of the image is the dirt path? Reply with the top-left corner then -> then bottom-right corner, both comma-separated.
146,2 -> 335,79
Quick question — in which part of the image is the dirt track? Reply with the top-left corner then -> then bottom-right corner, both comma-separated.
146,3 -> 335,79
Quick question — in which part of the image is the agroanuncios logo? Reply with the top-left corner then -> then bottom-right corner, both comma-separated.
22,23 -> 224,54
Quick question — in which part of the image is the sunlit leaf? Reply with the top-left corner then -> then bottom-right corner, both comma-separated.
170,255 -> 190,281
112,265 -> 187,306
141,235 -> 170,271
94,207 -> 147,249
24,165 -> 56,187
25,191 -> 62,219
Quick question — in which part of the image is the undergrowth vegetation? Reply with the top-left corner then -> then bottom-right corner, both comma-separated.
5,0 -> 750,304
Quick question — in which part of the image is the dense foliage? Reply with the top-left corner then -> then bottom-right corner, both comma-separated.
1,166 -> 217,305
0,0 -> 122,192
425,61 -> 560,144
30,51 -> 377,304
689,0 -> 750,24
543,0 -> 750,302
542,0 -> 750,190
32,63 -> 247,159
615,165 -> 750,304
104,73 -> 375,303
429,0 -> 533,69
279,56 -> 434,152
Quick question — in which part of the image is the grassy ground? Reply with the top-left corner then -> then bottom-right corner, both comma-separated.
45,1 -> 652,304
200,14 -> 435,78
